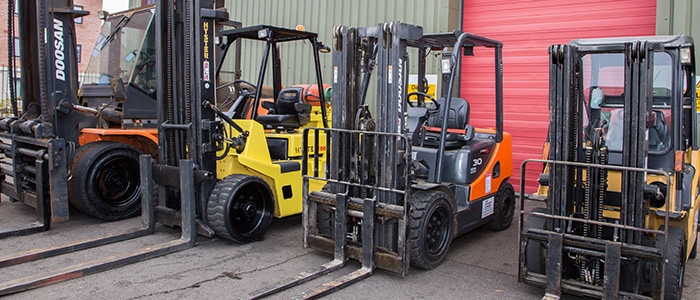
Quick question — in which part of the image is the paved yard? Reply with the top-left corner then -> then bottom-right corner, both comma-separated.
0,198 -> 698,299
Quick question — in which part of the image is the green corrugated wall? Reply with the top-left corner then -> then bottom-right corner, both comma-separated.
656,0 -> 700,74
220,0 -> 460,92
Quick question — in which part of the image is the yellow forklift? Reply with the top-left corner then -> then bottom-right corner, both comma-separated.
520,35 -> 698,299
147,24 -> 331,243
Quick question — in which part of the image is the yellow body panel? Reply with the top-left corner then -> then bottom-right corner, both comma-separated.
215,109 -> 328,218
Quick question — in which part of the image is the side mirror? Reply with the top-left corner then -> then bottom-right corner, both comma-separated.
317,42 -> 331,54
97,10 -> 109,20
109,77 -> 127,102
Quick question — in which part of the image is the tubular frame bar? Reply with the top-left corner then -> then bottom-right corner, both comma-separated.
518,158 -> 670,298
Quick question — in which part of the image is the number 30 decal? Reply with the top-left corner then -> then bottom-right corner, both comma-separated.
473,158 -> 483,166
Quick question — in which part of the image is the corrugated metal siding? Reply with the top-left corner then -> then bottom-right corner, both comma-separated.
461,0 -> 657,192
223,0 -> 459,91
656,0 -> 700,74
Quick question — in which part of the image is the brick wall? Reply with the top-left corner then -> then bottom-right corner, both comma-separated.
0,0 -> 103,73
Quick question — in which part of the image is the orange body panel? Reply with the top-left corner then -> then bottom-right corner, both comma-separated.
469,131 -> 513,201
79,128 -> 159,157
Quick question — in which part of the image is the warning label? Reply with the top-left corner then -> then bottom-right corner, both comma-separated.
482,196 -> 494,219
696,76 -> 700,112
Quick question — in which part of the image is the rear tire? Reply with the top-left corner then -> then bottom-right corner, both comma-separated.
654,226 -> 686,300
207,174 -> 274,243
488,182 -> 515,231
524,207 -> 548,274
409,190 -> 454,270
69,142 -> 143,221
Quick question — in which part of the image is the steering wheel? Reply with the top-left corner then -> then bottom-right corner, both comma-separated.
217,79 -> 258,94
407,91 -> 440,110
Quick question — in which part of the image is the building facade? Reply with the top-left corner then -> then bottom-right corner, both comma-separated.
460,0 -> 698,192
0,0 -> 103,114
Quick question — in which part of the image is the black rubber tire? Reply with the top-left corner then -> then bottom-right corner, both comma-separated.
69,142 -> 143,221
690,237 -> 697,259
207,174 -> 274,243
488,182 -> 515,231
316,185 -> 334,236
409,190 -> 454,270
655,226 -> 686,300
524,207 -> 548,275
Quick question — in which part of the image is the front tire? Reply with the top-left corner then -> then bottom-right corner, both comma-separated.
69,142 -> 143,221
207,175 -> 274,243
655,226 -> 686,300
488,182 -> 515,231
408,190 -> 454,269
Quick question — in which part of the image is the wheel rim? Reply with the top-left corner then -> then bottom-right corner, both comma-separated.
228,183 -> 270,237
94,156 -> 140,207
425,205 -> 450,255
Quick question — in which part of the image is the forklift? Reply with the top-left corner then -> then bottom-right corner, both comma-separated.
0,2 -> 242,240
519,35 -> 698,299
244,22 -> 514,299
145,23 -> 331,244
0,0 -> 243,295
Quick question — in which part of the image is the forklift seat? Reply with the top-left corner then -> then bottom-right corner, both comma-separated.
256,87 -> 312,130
421,97 -> 471,149
427,97 -> 470,129
648,110 -> 668,152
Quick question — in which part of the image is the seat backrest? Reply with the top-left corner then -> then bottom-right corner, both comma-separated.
426,97 -> 470,129
275,87 -> 304,114
648,110 -> 668,151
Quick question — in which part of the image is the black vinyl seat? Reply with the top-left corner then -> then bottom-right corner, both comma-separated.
422,97 -> 470,148
648,110 -> 668,152
256,87 -> 312,130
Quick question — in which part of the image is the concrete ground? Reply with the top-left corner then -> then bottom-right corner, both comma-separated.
0,198 -> 698,300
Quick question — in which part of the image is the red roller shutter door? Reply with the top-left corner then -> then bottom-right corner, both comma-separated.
461,0 -> 656,192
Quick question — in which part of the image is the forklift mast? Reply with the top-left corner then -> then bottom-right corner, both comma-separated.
0,0 -> 87,229
154,0 -> 229,229
17,0 -> 86,137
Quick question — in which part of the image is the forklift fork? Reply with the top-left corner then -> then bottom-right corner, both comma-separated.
245,128 -> 409,299
519,159 -> 671,299
0,155 -> 198,296
0,137 -> 66,238
245,194 -> 377,300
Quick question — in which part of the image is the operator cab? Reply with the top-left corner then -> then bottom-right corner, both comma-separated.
404,32 -> 504,195
216,25 -> 330,132
78,6 -> 157,128
574,35 -> 697,212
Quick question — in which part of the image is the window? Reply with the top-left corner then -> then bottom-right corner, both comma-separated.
14,0 -> 18,15
76,44 -> 82,63
581,52 -> 674,153
13,37 -> 20,57
12,77 -> 21,99
74,5 -> 84,24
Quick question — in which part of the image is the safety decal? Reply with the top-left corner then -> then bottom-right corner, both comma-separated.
482,196 -> 494,219
485,172 -> 492,194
